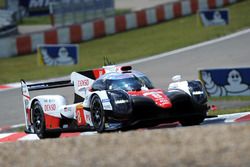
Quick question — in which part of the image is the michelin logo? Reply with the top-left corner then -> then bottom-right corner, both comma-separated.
202,70 -> 250,96
199,9 -> 229,27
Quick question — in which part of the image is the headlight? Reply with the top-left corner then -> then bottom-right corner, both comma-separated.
188,81 -> 207,104
107,90 -> 132,115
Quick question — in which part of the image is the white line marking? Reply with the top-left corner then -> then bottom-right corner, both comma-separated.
0,133 -> 13,139
18,134 -> 39,141
121,28 -> 250,65
80,131 -> 98,136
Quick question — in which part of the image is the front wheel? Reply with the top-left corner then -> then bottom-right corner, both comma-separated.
32,101 -> 61,139
90,95 -> 106,133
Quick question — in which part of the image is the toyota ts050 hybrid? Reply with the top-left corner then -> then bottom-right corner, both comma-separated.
21,65 -> 209,138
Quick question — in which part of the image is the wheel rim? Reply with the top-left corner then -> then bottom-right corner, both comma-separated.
33,107 -> 42,132
92,99 -> 103,127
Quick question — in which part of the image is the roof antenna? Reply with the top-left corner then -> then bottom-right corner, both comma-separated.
103,56 -> 115,66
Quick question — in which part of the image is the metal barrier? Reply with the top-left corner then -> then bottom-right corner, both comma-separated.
50,0 -> 115,27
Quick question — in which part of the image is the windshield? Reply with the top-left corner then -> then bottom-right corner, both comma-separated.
106,76 -> 154,91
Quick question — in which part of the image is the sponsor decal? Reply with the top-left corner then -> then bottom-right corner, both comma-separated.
78,79 -> 89,87
199,9 -> 229,27
102,99 -> 110,103
76,104 -> 86,126
200,68 -> 250,96
142,90 -> 172,108
76,110 -> 82,124
38,44 -> 78,66
44,104 -> 56,112
84,110 -> 93,126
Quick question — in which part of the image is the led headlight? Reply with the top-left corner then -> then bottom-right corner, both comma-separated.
107,90 -> 132,115
188,81 -> 207,104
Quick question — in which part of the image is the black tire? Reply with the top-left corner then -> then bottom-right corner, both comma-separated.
90,95 -> 106,133
179,116 -> 205,126
32,101 -> 61,139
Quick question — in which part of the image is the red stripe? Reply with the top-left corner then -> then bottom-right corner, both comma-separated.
60,132 -> 81,138
136,10 -> 147,27
44,114 -> 60,129
44,29 -> 58,44
0,133 -> 27,143
190,0 -> 198,13
208,0 -> 216,8
16,35 -> 32,55
173,2 -> 182,18
235,114 -> 250,123
156,5 -> 165,22
0,85 -> 12,89
22,94 -> 30,100
94,20 -> 105,38
70,24 -> 82,43
115,15 -> 126,33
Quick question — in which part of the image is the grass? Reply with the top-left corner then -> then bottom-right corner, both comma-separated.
0,0 -> 4,8
208,96 -> 250,115
0,0 -> 250,84
208,105 -> 250,115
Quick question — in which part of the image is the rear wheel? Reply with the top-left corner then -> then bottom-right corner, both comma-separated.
90,95 -> 106,133
32,101 -> 61,139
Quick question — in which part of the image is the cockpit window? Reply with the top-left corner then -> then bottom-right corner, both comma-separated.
106,75 -> 154,91
92,71 -> 154,91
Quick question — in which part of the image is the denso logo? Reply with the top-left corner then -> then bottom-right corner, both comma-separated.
78,79 -> 89,87
29,0 -> 50,8
44,104 -> 56,111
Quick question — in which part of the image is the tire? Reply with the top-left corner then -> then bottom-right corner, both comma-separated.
90,95 -> 106,133
32,101 -> 61,139
179,116 -> 205,126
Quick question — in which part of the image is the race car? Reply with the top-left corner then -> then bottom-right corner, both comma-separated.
21,65 -> 209,138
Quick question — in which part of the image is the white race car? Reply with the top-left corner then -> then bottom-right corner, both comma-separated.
21,65 -> 209,138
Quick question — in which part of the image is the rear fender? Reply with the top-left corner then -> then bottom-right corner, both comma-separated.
30,95 -> 66,118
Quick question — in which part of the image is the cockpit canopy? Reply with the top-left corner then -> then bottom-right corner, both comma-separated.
91,70 -> 154,91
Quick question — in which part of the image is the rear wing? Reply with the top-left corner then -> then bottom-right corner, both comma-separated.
21,80 -> 73,91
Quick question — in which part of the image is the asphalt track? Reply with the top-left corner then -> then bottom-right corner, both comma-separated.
0,29 -> 250,127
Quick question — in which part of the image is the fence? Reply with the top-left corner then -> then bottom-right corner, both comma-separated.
0,0 -> 239,58
50,0 -> 114,27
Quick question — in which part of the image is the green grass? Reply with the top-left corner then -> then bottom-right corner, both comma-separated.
208,96 -> 250,115
209,96 -> 250,101
208,105 -> 250,115
0,0 -> 250,84
0,0 -> 5,8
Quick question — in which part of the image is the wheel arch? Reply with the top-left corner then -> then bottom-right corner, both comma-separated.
29,99 -> 41,124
